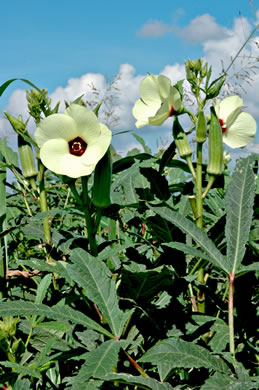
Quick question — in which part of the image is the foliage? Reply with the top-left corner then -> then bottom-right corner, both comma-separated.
0,57 -> 258,390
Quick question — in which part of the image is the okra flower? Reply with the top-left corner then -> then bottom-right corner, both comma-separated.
132,74 -> 182,128
214,96 -> 256,148
34,104 -> 112,178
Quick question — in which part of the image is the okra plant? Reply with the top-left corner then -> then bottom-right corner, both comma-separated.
0,54 -> 258,390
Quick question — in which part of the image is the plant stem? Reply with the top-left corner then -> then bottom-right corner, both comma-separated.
196,143 -> 203,229
228,272 -> 236,359
38,161 -> 52,246
225,24 -> 259,74
195,142 -> 206,312
81,176 -> 98,256
0,152 -> 7,299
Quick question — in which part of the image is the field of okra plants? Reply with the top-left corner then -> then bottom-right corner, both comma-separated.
0,55 -> 258,389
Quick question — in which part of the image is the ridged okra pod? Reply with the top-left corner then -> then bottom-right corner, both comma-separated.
92,147 -> 112,208
207,107 -> 223,176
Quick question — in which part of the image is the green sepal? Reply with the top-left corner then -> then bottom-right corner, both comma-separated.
92,147 -> 112,208
173,117 -> 192,158
3,111 -> 26,134
207,107 -> 224,176
196,110 -> 207,144
18,135 -> 38,178
206,76 -> 225,99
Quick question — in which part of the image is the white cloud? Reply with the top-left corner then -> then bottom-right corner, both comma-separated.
137,14 -> 229,43
50,72 -> 107,110
178,14 -> 229,44
1,13 -> 258,158
136,19 -> 172,37
203,17 -> 252,73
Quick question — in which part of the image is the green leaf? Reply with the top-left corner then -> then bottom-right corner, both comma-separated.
132,133 -> 152,153
112,153 -> 152,174
33,337 -> 56,369
112,163 -> 139,204
225,157 -> 256,274
139,338 -> 231,381
201,371 -> 259,390
97,373 -> 174,389
36,320 -> 70,332
140,167 -> 170,200
0,78 -> 45,98
18,259 -> 73,284
0,149 -> 7,286
119,266 -> 172,304
159,140 -> 176,173
150,207 -> 228,273
13,378 -> 31,390
35,274 -> 52,304
0,137 -> 19,169
69,340 -> 127,388
0,361 -> 41,379
68,248 -> 133,338
164,242 -> 214,263
187,314 -> 229,353
0,301 -> 114,338
113,160 -> 152,205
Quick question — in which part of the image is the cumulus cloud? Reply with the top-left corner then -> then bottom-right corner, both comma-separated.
1,13 -> 258,157
178,14 -> 229,43
137,14 -> 229,43
136,19 -> 172,37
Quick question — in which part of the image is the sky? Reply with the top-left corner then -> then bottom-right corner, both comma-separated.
1,0 -> 259,159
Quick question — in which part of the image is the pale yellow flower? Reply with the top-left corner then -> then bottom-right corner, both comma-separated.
34,104 -> 112,178
132,74 -> 182,128
214,96 -> 256,148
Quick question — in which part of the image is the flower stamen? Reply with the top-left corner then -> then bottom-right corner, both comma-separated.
69,136 -> 87,156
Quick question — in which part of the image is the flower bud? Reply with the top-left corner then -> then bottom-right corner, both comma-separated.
206,77 -> 225,99
185,61 -> 197,84
193,58 -> 202,73
173,117 -> 192,158
196,110 -> 207,144
207,107 -> 224,176
18,135 -> 38,178
92,147 -> 112,208
201,62 -> 208,78
3,111 -> 26,134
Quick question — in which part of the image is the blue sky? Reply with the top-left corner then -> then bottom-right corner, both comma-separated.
1,0 -> 259,155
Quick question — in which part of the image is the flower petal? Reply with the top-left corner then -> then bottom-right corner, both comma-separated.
218,96 -> 243,128
40,138 -> 96,178
223,112 -> 257,148
80,123 -> 112,166
132,98 -> 158,128
35,114 -> 77,147
64,104 -> 101,143
140,75 -> 171,106
168,86 -> 182,111
149,99 -> 171,126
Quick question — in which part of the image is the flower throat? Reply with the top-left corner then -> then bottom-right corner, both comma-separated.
68,137 -> 87,156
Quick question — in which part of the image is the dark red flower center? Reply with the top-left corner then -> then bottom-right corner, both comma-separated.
219,118 -> 227,134
68,137 -> 87,156
169,105 -> 175,117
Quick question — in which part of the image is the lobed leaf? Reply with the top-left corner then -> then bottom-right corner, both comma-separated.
150,206 -> 228,273
68,340 -> 127,388
139,338 -> 231,381
97,373 -> 174,389
201,371 -> 259,390
0,301 -> 113,338
225,157 -> 256,274
0,361 -> 41,379
68,248 -> 133,338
